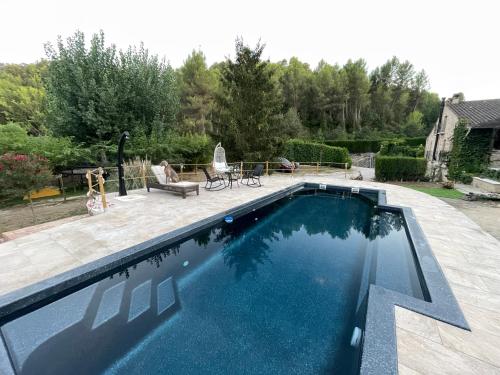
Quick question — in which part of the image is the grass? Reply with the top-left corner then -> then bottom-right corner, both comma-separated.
405,185 -> 464,199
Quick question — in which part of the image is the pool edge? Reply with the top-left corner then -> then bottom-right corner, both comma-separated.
0,182 -> 468,375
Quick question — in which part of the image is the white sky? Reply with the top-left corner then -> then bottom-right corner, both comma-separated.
1,0 -> 499,100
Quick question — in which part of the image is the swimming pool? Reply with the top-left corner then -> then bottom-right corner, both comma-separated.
0,183 -> 467,375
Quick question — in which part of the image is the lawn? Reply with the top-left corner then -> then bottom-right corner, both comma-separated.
405,185 -> 464,199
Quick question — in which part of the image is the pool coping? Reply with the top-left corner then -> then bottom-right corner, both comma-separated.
0,182 -> 468,375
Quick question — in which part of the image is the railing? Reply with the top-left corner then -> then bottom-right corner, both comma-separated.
85,160 -> 350,205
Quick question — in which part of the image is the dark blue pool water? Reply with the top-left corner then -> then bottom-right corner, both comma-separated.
1,191 -> 426,375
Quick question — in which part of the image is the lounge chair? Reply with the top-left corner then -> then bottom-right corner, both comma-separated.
147,166 -> 199,198
241,164 -> 264,187
201,167 -> 226,190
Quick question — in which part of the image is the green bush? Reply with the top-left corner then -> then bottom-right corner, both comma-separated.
379,140 -> 424,157
324,137 -> 427,153
482,168 -> 500,182
0,123 -> 92,169
324,139 -> 382,153
448,120 -> 493,183
127,133 -> 213,165
375,156 -> 427,181
404,137 -> 427,147
0,153 -> 53,199
284,139 -> 351,166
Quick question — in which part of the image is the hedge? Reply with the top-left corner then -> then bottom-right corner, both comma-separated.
284,139 -> 351,166
404,137 -> 427,147
324,139 -> 381,153
324,137 -> 427,153
375,156 -> 427,181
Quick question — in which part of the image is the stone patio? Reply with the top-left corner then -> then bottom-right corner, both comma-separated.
1,172 -> 499,374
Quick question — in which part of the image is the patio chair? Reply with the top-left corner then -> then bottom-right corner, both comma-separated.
201,167 -> 226,190
147,166 -> 199,198
213,142 -> 231,175
241,164 -> 264,187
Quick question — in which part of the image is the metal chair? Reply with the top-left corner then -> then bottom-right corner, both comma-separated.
241,164 -> 264,187
201,167 -> 226,190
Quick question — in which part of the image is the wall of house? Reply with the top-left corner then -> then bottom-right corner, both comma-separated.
425,105 -> 459,162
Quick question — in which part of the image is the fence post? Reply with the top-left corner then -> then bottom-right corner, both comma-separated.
291,161 -> 294,177
141,161 -> 147,188
240,161 -> 243,179
265,161 -> 269,176
180,164 -> 184,181
86,170 -> 93,194
345,163 -> 348,179
97,168 -> 108,209
58,174 -> 67,202
316,162 -> 319,175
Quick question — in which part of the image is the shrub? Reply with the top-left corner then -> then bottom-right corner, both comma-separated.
375,156 -> 427,181
324,139 -> 382,153
379,140 -> 424,157
482,168 -> 500,182
127,133 -> 213,165
284,139 -> 351,166
324,137 -> 426,153
448,120 -> 492,183
0,123 -> 92,169
404,137 -> 427,147
0,153 -> 53,199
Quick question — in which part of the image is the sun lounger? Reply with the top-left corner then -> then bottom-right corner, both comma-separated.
147,166 -> 199,198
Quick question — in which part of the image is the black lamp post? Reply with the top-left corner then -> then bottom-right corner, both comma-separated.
117,131 -> 130,196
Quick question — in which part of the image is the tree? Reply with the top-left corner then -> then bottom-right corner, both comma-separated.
343,59 -> 370,133
44,31 -> 178,147
0,62 -> 47,135
402,111 -> 425,137
176,50 -> 218,135
0,153 -> 53,221
214,39 -> 283,160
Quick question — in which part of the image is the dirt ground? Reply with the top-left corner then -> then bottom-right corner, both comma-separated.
441,198 -> 500,241
0,196 -> 87,234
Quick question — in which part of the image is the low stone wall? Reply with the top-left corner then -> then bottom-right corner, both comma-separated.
472,176 -> 500,193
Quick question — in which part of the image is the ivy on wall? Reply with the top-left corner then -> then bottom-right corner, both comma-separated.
447,119 -> 493,183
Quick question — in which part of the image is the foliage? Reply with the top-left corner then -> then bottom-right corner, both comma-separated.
0,62 -> 47,135
213,39 -> 283,161
375,156 -> 427,181
379,139 -> 424,157
176,50 -> 218,134
0,153 -> 53,198
324,136 -> 426,153
325,139 -> 382,153
481,168 -> 500,182
404,185 -> 464,199
283,139 -> 351,166
402,111 -> 425,137
127,131 -> 212,164
0,123 -> 91,169
447,120 -> 493,183
44,30 -> 178,145
0,32 -> 443,170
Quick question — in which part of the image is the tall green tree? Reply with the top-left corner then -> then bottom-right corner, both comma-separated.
343,59 -> 370,133
176,50 -> 218,135
44,31 -> 178,146
214,39 -> 283,160
0,62 -> 47,135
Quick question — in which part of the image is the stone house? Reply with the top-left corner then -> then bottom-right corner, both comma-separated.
425,94 -> 500,180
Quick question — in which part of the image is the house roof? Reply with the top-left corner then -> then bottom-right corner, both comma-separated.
449,99 -> 500,129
